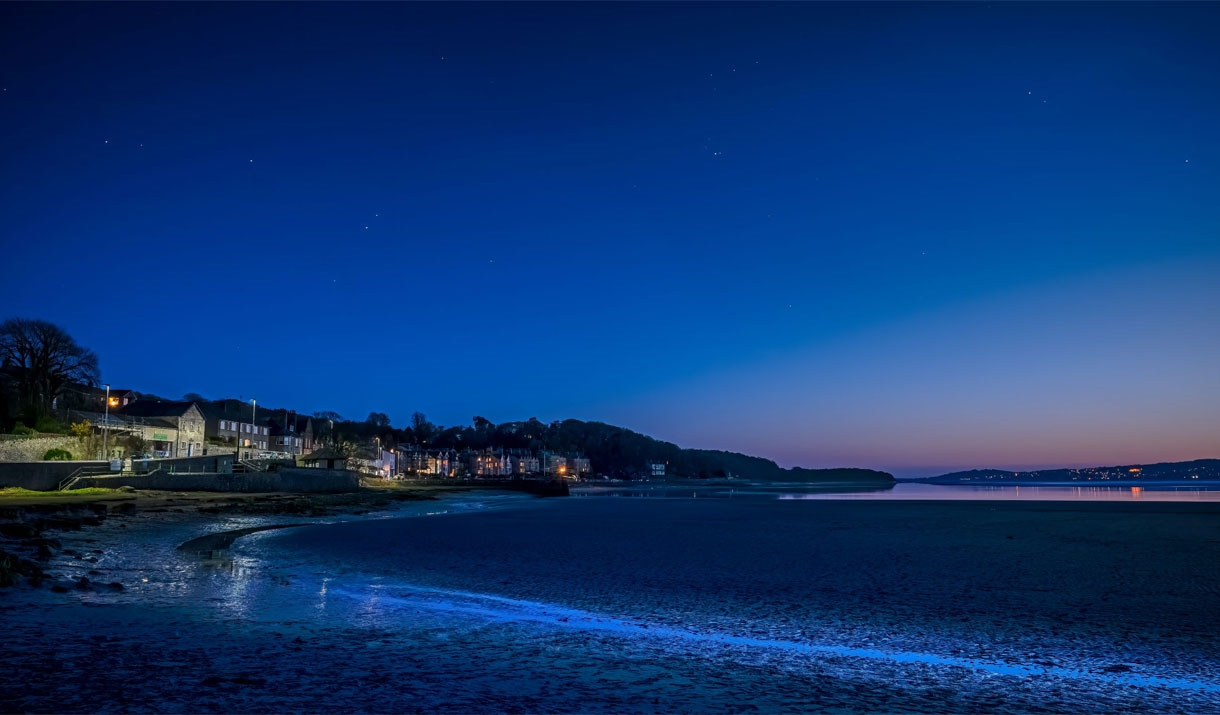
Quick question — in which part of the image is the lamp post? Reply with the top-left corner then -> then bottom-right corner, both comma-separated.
250,398 -> 257,458
102,384 -> 111,460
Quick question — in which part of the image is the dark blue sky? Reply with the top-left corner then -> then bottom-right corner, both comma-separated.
2,3 -> 1217,475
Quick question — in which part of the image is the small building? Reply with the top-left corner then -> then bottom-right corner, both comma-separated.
53,384 -> 139,414
301,445 -> 348,470
647,461 -> 666,479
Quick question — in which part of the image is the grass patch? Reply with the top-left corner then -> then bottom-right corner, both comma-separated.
0,487 -> 132,503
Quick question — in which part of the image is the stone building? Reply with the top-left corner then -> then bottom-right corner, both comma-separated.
117,401 -> 206,458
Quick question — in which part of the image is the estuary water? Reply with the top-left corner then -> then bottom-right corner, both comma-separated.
6,490 -> 1220,712
572,481 -> 1220,502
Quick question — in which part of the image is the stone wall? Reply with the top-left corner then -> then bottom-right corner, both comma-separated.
74,467 -> 361,493
0,460 -> 110,491
0,436 -> 81,463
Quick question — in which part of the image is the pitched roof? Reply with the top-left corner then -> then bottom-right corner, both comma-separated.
196,400 -> 270,425
302,445 -> 346,462
117,400 -> 198,418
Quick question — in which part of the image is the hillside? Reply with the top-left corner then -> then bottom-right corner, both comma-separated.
914,459 -> 1220,484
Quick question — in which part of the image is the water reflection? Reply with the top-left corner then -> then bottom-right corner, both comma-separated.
784,482 -> 1220,501
573,482 -> 1220,502
571,484 -> 896,500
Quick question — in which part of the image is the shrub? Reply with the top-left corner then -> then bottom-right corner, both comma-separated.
43,448 -> 73,461
11,424 -> 35,437
33,416 -> 67,434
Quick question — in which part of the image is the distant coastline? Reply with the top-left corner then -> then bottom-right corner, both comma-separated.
905,458 -> 1220,485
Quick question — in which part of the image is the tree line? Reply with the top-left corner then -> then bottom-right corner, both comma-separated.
1,317 -> 893,482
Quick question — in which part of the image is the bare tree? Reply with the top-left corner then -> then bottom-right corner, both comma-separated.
0,318 -> 100,417
411,411 -> 436,445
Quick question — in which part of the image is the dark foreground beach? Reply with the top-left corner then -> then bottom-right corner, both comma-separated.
2,491 -> 1218,713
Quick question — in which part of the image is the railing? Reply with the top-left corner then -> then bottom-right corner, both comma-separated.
57,463 -> 162,491
56,464 -> 114,491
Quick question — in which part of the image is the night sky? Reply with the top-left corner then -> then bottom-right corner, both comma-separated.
2,3 -> 1217,476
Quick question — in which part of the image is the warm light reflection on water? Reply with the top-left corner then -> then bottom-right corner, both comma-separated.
785,483 -> 1220,501
573,482 -> 1220,501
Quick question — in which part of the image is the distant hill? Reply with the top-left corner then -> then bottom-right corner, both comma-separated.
530,420 -> 895,483
913,459 -> 1220,484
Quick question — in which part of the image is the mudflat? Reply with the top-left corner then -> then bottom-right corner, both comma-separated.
2,494 -> 1218,713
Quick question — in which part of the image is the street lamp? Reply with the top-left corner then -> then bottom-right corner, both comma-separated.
250,398 -> 257,457
102,384 -> 110,460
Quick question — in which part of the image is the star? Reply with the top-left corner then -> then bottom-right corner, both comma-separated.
364,226 -> 369,230
104,140 -> 109,144
249,159 -> 254,163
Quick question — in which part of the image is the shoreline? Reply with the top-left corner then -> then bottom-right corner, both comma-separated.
0,485 -> 477,593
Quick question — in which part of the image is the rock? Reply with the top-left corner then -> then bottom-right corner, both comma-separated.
200,676 -> 225,687
50,585 -> 69,593
118,486 -> 136,493
75,576 -> 91,590
0,548 -> 46,586
106,582 -> 124,592
0,523 -> 37,539
1102,663 -> 1134,673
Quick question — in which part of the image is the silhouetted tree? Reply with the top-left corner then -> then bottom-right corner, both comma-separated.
411,412 -> 436,445
0,318 -> 100,417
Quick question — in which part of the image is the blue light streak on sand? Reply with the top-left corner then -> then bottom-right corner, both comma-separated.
332,583 -> 1220,694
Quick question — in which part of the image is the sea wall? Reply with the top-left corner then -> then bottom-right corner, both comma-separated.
0,436 -> 81,463
0,461 -> 110,491
129,455 -> 234,474
74,467 -> 361,493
